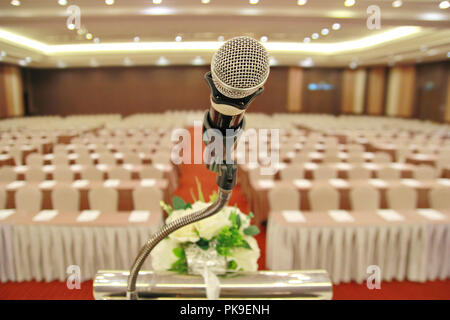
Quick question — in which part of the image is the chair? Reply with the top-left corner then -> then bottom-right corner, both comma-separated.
347,144 -> 364,153
76,154 -> 93,165
52,185 -> 79,211
348,165 -> 371,180
373,152 -> 392,164
152,152 -> 171,165
313,166 -> 337,180
26,154 -> 43,166
280,165 -> 304,181
123,153 -> 142,165
108,166 -> 131,180
139,166 -> 163,179
429,187 -> 450,210
53,154 -> 69,166
386,186 -> 417,210
350,185 -> 380,211
53,167 -> 74,182
347,154 -> 365,164
25,167 -> 46,182
81,166 -> 104,181
0,167 -> 16,183
377,167 -> 400,180
53,144 -> 68,154
98,153 -> 116,166
413,165 -> 436,180
268,185 -> 300,211
309,185 -> 340,211
133,187 -> 163,211
15,186 -> 42,211
322,155 -> 340,164
291,153 -> 309,164
0,188 -> 6,209
88,187 -> 118,211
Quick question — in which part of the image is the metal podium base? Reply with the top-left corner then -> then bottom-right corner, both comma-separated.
93,270 -> 332,300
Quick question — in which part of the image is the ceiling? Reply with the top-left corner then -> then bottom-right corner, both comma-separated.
0,0 -> 449,68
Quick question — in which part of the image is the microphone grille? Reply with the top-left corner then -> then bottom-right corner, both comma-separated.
211,36 -> 270,99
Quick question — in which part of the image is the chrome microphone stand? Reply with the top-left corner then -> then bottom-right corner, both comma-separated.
126,78 -> 248,300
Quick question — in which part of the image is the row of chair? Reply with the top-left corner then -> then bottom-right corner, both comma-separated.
268,184 -> 449,212
0,185 -> 162,212
0,165 -> 164,182
278,164 -> 438,181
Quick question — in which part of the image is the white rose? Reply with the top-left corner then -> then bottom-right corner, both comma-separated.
165,201 -> 210,242
229,236 -> 260,272
195,209 -> 231,240
150,238 -> 180,271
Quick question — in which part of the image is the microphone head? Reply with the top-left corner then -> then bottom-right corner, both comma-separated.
211,36 -> 270,99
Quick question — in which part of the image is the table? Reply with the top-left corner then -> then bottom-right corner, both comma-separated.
0,210 -> 162,282
406,154 -> 437,167
267,209 -> 450,284
1,179 -> 171,211
246,179 -> 450,226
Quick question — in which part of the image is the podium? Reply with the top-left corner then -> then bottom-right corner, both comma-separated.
93,270 -> 332,300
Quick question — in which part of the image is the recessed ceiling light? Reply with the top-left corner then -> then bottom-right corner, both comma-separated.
303,37 -> 311,43
175,35 -> 182,42
93,37 -> 100,43
192,56 -> 205,65
269,57 -> 278,66
439,1 -> 449,9
153,0 -> 162,4
67,23 -> 76,30
392,0 -> 402,8
297,0 -> 307,5
332,23 -> 341,30
105,0 -> 114,5
0,51 -> 6,57
344,0 -> 355,7
217,35 -> 225,41
299,57 -> 314,68
123,57 -> 132,66
90,59 -> 99,67
18,59 -> 27,66
134,36 -> 140,42
427,49 -> 438,56
57,61 -> 67,68
201,0 -> 211,3
25,57 -> 32,63
86,33 -> 93,40
10,0 -> 20,6
349,61 -> 358,69
311,33 -> 319,39
58,0 -> 67,6
249,0 -> 259,4
321,28 -> 329,36
447,51 -> 450,58
260,36 -> 268,42
77,28 -> 86,36
156,56 -> 169,66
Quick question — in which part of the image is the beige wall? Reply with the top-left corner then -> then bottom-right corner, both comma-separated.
386,66 -> 416,117
0,65 -> 24,118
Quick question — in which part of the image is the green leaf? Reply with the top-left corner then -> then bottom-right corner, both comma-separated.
241,240 -> 252,250
227,260 -> 237,270
195,177 -> 205,202
249,212 -> 254,218
189,188 -> 197,203
172,247 -> 185,259
196,238 -> 210,251
236,214 -> 241,229
160,201 -> 173,215
185,203 -> 192,209
243,225 -> 260,236
172,196 -> 186,210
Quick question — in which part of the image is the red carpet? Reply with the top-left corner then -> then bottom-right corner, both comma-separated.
0,127 -> 449,300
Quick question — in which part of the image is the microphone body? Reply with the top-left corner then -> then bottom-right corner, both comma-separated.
202,36 -> 270,189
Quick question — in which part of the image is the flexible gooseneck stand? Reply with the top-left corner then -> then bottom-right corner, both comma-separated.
126,74 -> 255,300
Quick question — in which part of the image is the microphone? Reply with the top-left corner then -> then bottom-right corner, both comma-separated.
203,36 -> 270,189
205,36 -> 270,132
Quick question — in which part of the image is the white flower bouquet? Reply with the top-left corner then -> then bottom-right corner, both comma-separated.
151,179 -> 260,275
